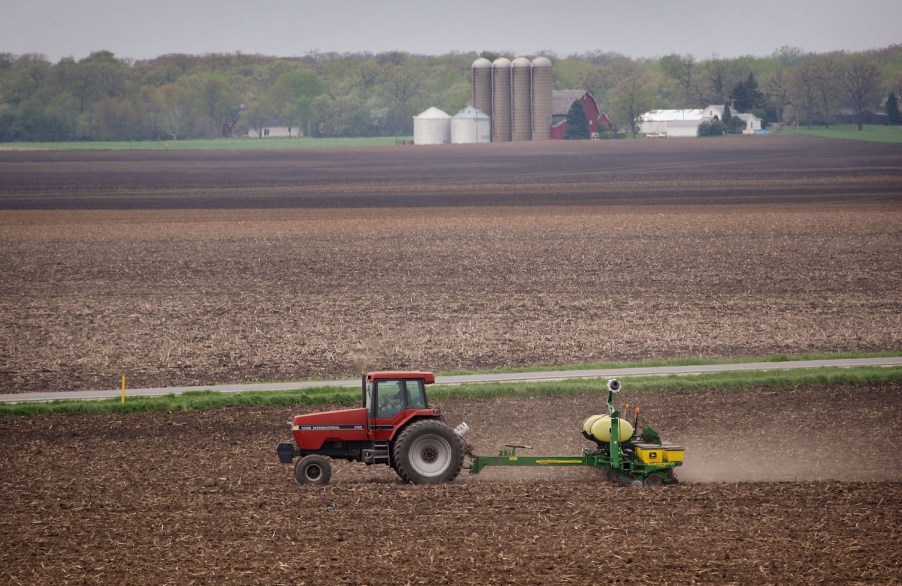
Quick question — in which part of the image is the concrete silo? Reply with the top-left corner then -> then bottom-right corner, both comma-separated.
471,57 -> 493,122
511,57 -> 533,141
530,57 -> 553,140
451,105 -> 491,144
413,107 -> 451,145
491,57 -> 512,142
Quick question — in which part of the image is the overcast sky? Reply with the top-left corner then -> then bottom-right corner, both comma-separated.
4,0 -> 901,63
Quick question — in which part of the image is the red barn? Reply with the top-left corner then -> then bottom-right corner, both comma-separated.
550,90 -> 614,139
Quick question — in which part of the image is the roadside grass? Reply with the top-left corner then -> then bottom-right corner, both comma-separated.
780,123 -> 902,143
2,364 -> 899,419
0,136 -> 412,151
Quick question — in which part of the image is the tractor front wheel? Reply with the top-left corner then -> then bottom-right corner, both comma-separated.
393,420 -> 464,484
294,455 -> 332,485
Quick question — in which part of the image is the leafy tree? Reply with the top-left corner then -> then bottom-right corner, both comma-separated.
610,74 -> 655,136
555,59 -> 603,95
92,96 -> 136,140
563,100 -> 589,139
731,72 -> 762,111
840,56 -> 881,131
193,74 -> 238,137
887,92 -> 902,125
157,84 -> 194,139
744,72 -> 763,110
773,46 -> 805,68
276,69 -> 325,136
310,94 -> 369,137
698,119 -> 725,136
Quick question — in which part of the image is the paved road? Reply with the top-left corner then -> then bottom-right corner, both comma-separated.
2,357 -> 900,404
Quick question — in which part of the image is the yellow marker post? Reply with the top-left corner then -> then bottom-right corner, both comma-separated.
121,374 -> 126,404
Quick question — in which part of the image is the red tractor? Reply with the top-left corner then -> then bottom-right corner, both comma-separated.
276,371 -> 467,485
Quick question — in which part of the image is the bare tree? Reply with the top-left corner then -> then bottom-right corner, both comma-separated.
702,55 -> 742,106
766,69 -> 793,124
839,56 -> 881,131
791,61 -> 819,128
812,54 -> 839,128
661,54 -> 698,106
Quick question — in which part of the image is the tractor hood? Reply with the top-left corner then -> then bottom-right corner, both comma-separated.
291,407 -> 369,450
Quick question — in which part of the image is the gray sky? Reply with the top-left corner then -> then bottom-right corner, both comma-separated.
4,0 -> 901,62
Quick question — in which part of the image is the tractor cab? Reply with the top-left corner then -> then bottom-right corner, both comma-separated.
363,371 -> 433,419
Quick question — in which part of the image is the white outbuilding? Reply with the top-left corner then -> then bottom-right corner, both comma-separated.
638,105 -> 763,137
638,109 -> 705,137
413,107 -> 451,145
450,106 -> 491,144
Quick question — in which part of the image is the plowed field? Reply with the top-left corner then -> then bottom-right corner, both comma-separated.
1,136 -> 901,583
1,137 -> 901,394
1,384 -> 900,584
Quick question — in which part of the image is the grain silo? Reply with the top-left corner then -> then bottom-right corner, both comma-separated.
451,106 -> 491,144
530,57 -> 553,140
491,57 -> 512,142
511,57 -> 532,141
413,107 -> 451,145
471,57 -> 493,121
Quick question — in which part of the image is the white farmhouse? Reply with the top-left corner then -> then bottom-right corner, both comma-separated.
705,105 -> 763,133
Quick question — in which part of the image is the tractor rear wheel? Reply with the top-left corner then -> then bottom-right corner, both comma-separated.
294,455 -> 332,485
393,419 -> 464,484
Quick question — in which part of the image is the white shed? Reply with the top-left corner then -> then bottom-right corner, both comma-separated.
413,107 -> 451,145
666,120 -> 703,138
639,109 -> 705,137
451,106 -> 491,144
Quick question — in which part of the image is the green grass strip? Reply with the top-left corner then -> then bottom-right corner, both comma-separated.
2,366 -> 899,419
779,124 -> 902,143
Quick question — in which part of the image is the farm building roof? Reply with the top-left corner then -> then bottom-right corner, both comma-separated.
452,105 -> 489,120
552,90 -> 591,116
640,109 -> 706,122
414,107 -> 451,120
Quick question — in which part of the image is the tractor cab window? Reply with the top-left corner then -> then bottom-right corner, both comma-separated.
405,380 -> 427,409
376,381 -> 404,419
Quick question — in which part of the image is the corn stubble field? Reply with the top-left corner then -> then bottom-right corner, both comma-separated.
1,136 -> 900,583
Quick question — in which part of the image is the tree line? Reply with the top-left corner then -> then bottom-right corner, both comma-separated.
1,45 -> 900,142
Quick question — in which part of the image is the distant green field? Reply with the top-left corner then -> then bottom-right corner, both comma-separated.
0,136 -> 413,151
781,123 -> 902,143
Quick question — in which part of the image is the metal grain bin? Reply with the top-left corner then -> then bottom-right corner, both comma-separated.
511,57 -> 532,141
413,107 -> 451,145
531,57 -> 553,140
451,106 -> 491,144
491,57 -> 512,142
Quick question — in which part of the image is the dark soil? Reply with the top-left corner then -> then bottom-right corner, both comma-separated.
1,137 -> 901,394
1,383 -> 899,584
